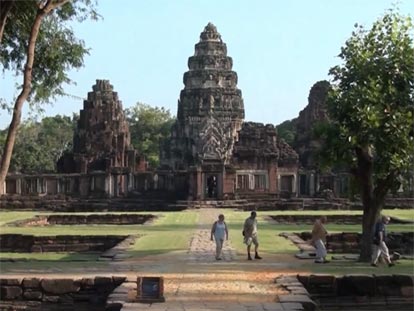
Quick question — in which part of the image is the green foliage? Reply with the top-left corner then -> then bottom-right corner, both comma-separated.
276,119 -> 296,145
0,115 -> 76,173
126,103 -> 175,168
322,9 -> 414,189
0,0 -> 99,106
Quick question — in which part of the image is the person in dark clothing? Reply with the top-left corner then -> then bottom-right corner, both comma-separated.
371,215 -> 394,267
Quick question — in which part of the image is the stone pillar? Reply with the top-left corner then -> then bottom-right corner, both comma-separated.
292,173 -> 297,197
309,173 -> 315,196
269,167 -> 277,193
16,178 -> 22,195
79,176 -> 89,197
105,175 -> 112,197
113,175 -> 119,197
216,173 -> 223,200
127,173 -> 134,192
197,171 -> 203,200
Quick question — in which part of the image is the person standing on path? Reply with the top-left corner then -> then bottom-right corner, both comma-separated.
311,216 -> 329,263
211,214 -> 228,260
371,215 -> 394,267
243,211 -> 262,260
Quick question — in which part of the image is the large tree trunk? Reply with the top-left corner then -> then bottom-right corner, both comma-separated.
355,146 -> 377,262
0,0 -> 15,43
0,0 -> 69,195
355,146 -> 394,261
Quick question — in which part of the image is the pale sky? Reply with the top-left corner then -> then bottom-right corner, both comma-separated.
1,0 -> 413,129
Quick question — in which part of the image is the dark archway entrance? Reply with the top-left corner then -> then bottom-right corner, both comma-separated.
206,174 -> 218,199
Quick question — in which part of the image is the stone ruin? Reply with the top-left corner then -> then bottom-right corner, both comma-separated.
293,80 -> 330,170
160,23 -> 298,200
57,79 -> 145,175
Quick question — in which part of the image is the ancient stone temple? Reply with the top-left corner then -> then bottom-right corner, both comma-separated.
2,25 -> 299,202
161,23 -> 298,200
56,80 -> 146,196
292,80 -> 349,197
293,80 -> 330,169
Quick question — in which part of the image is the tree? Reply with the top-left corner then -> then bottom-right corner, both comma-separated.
276,119 -> 297,145
0,0 -> 98,194
321,9 -> 414,261
0,115 -> 76,173
126,103 -> 175,168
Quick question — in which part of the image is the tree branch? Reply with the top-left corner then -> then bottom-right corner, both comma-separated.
0,0 -> 15,43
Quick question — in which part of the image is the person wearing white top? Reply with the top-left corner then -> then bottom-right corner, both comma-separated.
211,214 -> 229,260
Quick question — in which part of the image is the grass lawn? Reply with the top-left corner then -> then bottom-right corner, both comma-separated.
0,209 -> 412,275
0,252 -> 100,261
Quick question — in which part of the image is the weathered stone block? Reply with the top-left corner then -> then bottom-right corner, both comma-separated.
42,294 -> 60,302
0,279 -> 21,286
30,245 -> 42,252
0,286 -> 23,300
41,279 -> 80,294
22,278 -> 40,288
23,289 -> 43,300
339,275 -> 375,296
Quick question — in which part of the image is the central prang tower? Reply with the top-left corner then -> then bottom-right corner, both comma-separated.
163,23 -> 245,170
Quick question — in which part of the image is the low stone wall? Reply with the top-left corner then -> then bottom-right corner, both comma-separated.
0,276 -> 125,310
297,232 -> 413,255
0,234 -> 128,253
269,215 -> 412,225
0,197 -> 184,212
11,214 -> 156,226
298,274 -> 413,310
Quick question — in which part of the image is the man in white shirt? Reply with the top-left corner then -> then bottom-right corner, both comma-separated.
243,211 -> 262,260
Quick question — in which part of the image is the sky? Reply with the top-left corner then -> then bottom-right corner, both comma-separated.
1,0 -> 413,129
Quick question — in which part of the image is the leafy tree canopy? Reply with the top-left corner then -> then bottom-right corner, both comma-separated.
276,119 -> 297,145
0,0 -> 99,108
0,115 -> 77,173
125,103 -> 175,168
324,9 -> 414,189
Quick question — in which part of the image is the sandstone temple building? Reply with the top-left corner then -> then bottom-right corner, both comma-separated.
2,23 -> 333,201
159,23 -> 298,200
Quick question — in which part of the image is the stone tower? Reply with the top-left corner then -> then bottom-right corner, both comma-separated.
58,80 -> 142,174
163,23 -> 245,170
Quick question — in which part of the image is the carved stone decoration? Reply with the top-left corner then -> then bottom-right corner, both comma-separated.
197,113 -> 233,162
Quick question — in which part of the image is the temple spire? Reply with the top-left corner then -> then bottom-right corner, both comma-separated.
199,22 -> 222,42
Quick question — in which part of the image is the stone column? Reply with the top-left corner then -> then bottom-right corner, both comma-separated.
197,171 -> 203,200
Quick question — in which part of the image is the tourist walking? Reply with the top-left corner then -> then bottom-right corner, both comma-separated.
371,215 -> 394,267
311,216 -> 329,263
243,211 -> 262,260
211,214 -> 228,260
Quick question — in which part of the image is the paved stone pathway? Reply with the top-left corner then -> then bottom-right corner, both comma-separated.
187,209 -> 236,262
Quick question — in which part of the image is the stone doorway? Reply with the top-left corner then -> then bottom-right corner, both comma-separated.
205,174 -> 218,199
